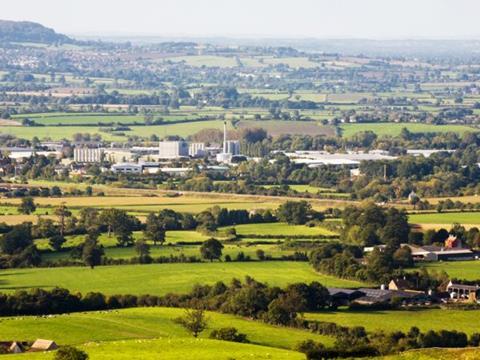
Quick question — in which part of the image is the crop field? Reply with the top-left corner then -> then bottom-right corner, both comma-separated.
340,123 -> 477,137
304,308 -> 480,335
413,261 -> 480,281
0,262 -> 364,295
409,212 -> 480,226
225,222 -> 337,236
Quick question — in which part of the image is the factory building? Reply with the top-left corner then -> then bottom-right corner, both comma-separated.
158,141 -> 189,159
73,148 -> 104,163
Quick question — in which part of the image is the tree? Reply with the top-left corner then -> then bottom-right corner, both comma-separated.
135,240 -> 152,264
18,197 -> 36,215
277,201 -> 313,225
200,238 -> 224,262
209,327 -> 248,343
54,346 -> 88,360
0,223 -> 33,255
55,203 -> 72,237
82,229 -> 104,269
49,234 -> 65,251
175,308 -> 208,337
143,213 -> 166,245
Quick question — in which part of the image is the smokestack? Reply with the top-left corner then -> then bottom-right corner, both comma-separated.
223,121 -> 227,153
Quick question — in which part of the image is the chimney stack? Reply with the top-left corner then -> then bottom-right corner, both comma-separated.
223,121 -> 227,153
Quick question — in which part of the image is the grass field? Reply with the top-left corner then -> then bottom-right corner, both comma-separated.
0,262 -> 364,295
225,222 -> 337,236
381,347 -> 480,360
409,212 -> 480,225
340,123 -> 477,137
0,307 -> 331,349
6,338 -> 306,360
304,308 -> 480,335
413,261 -> 480,281
0,120 -> 227,141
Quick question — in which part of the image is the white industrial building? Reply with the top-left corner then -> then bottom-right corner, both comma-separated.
216,122 -> 242,163
74,148 -> 104,163
189,142 -> 206,157
158,141 -> 189,158
111,163 -> 143,174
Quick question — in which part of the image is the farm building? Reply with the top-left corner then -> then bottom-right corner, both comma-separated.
446,281 -> 480,302
30,339 -> 58,352
404,244 -> 475,261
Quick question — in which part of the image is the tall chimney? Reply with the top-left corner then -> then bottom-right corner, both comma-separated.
223,121 -> 227,153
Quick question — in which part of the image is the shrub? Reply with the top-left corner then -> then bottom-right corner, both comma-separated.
54,346 -> 88,360
209,327 -> 248,343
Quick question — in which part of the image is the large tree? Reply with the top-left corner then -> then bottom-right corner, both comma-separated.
18,197 -> 36,215
143,213 -> 166,246
82,228 -> 104,269
200,238 -> 223,262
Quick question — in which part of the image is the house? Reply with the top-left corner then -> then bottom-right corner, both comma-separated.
30,339 -> 58,352
388,279 -> 411,291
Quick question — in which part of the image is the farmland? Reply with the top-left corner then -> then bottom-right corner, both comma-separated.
304,308 -> 480,335
408,212 -> 480,226
340,123 -> 478,137
0,262 -> 364,296
413,261 -> 480,281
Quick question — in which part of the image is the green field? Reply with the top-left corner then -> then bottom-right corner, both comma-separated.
0,307 -> 331,349
380,347 -> 480,360
0,307 -> 330,359
0,120 -> 226,141
226,222 -> 337,236
304,308 -> 480,335
414,261 -> 480,281
340,123 -> 477,137
0,262 -> 363,296
409,212 -> 480,225
6,338 -> 305,360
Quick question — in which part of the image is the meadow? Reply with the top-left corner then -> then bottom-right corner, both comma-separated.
5,338 -> 305,360
340,123 -> 477,137
380,348 -> 480,360
413,261 -> 480,281
408,212 -> 480,226
304,308 -> 480,335
224,222 -> 337,236
0,262 -> 364,295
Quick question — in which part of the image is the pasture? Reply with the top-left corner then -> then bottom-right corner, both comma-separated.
6,338 -> 305,360
0,307 -> 332,349
414,261 -> 480,281
225,222 -> 337,236
0,262 -> 364,296
304,308 -> 480,335
381,348 -> 480,360
409,212 -> 480,226
340,123 -> 477,137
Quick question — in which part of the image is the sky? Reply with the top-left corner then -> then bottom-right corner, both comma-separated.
2,0 -> 480,39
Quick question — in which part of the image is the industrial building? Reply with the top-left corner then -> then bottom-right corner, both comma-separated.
73,148 -> 104,163
158,141 -> 189,158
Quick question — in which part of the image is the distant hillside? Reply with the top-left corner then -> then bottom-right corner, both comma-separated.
0,20 -> 73,44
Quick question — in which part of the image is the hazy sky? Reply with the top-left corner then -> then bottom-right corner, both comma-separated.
2,0 -> 480,39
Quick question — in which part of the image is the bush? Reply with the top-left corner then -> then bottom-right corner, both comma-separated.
209,327 -> 248,343
54,346 -> 88,360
